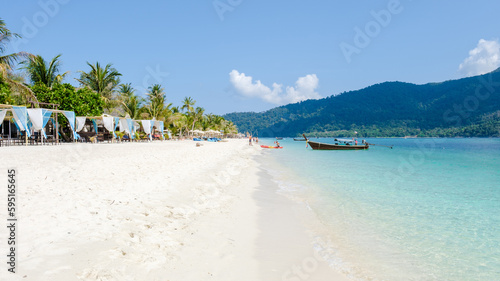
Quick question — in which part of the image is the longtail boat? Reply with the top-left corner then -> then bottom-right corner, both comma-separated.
293,137 -> 307,141
303,134 -> 369,150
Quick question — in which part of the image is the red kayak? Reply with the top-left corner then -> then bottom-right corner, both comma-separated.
260,145 -> 283,149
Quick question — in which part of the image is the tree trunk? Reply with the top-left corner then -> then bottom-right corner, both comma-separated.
191,120 -> 196,136
59,127 -> 71,142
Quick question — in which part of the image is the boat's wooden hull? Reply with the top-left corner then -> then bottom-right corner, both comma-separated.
307,141 -> 368,150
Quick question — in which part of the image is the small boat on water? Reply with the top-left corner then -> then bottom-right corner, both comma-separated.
293,137 -> 307,141
276,137 -> 283,140
260,145 -> 283,149
303,134 -> 369,150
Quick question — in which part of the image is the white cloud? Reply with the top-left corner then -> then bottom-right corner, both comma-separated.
458,39 -> 500,77
229,70 -> 321,105
285,74 -> 321,103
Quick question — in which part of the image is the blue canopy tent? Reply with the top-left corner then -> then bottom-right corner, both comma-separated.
0,105 -> 31,145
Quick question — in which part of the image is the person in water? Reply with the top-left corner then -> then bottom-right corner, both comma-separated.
275,141 -> 280,147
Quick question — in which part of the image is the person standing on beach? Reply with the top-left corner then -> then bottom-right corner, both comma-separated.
249,136 -> 252,146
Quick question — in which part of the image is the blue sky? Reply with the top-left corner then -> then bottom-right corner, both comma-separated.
3,0 -> 500,114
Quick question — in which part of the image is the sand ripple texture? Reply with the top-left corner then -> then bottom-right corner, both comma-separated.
0,139 -> 260,281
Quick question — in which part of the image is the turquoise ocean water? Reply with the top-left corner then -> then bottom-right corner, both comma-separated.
258,138 -> 500,281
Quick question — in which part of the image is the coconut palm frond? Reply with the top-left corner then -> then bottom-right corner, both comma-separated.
181,96 -> 196,113
20,54 -> 64,87
117,83 -> 143,119
0,18 -> 37,105
144,84 -> 172,120
118,83 -> 135,98
5,78 -> 38,105
77,61 -> 122,96
0,20 -> 31,74
55,71 -> 70,84
77,61 -> 122,112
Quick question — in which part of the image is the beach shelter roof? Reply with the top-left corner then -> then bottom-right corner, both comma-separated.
0,109 -> 6,125
153,120 -> 164,139
76,115 -> 128,138
141,120 -> 155,140
0,104 -> 77,142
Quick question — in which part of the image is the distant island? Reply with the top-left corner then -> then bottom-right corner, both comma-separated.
224,68 -> 500,138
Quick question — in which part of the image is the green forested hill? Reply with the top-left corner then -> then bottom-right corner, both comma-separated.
224,68 -> 500,137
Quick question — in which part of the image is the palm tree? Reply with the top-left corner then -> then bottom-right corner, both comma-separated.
0,18 -> 37,104
76,61 -> 121,111
118,83 -> 134,97
200,114 -> 211,131
144,84 -> 172,120
226,121 -> 238,135
118,83 -> 143,119
181,96 -> 195,113
172,112 -> 188,137
190,106 -> 205,134
171,106 -> 180,113
210,115 -> 225,131
223,120 -> 238,135
21,54 -> 68,87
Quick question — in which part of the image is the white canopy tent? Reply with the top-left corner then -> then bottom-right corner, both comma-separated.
0,104 -> 75,145
75,117 -> 86,132
141,120 -> 153,140
27,108 -> 45,144
1,104 -> 167,144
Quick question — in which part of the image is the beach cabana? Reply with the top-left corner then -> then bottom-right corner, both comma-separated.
141,120 -> 155,140
0,105 -> 31,144
61,111 -> 77,141
75,117 -> 86,132
118,118 -> 135,140
154,120 -> 164,140
75,115 -> 119,142
27,108 -> 48,144
0,104 -> 76,145
0,106 -> 18,145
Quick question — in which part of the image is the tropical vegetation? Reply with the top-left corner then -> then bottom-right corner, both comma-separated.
22,54 -> 68,87
0,18 -> 239,138
224,68 -> 500,138
0,18 -> 37,105
76,61 -> 122,112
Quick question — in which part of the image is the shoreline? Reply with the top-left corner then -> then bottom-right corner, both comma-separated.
0,139 -> 350,280
1,140 -> 260,280
254,164 -> 350,281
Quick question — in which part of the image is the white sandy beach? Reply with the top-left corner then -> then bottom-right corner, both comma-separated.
0,139 -> 349,281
